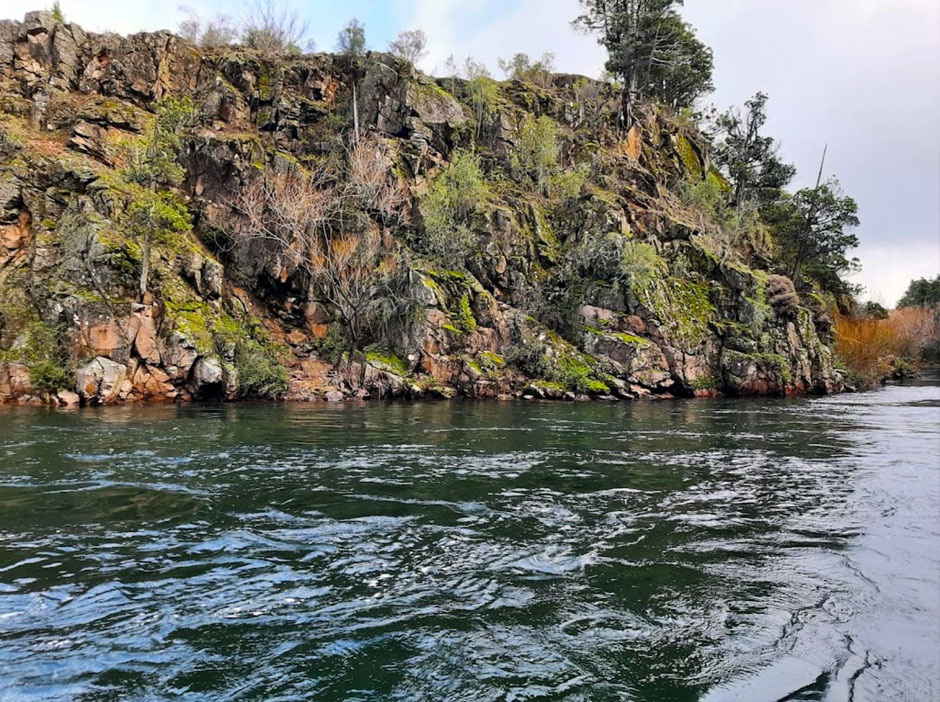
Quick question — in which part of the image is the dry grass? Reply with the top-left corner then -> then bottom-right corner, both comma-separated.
833,306 -> 940,385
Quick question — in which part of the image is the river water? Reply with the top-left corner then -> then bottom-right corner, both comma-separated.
0,381 -> 937,701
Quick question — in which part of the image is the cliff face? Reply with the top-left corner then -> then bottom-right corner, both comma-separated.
0,11 -> 843,405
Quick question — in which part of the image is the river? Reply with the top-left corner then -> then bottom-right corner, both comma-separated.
0,380 -> 937,701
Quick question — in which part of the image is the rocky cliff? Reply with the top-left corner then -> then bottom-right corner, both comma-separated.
0,11 -> 843,406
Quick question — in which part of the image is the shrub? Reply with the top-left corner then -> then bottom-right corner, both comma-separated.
1,317 -> 72,396
455,293 -> 476,333
832,307 -> 939,386
242,0 -> 310,53
234,339 -> 289,398
550,167 -> 586,201
28,360 -> 71,396
766,274 -> 799,314
511,115 -> 560,191
419,149 -> 489,267
212,316 -> 288,398
506,335 -> 551,379
178,6 -> 237,47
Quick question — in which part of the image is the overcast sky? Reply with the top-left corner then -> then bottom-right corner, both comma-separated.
2,0 -> 938,305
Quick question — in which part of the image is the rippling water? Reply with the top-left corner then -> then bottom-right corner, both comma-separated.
0,381 -> 938,701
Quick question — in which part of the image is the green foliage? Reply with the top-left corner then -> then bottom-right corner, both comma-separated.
689,374 -> 718,390
51,1 -> 64,22
506,335 -> 551,379
861,301 -> 889,320
125,189 -> 190,242
710,92 -> 795,208
212,315 -> 288,398
364,345 -> 409,375
455,293 -> 477,333
234,339 -> 288,398
511,115 -> 560,191
621,244 -> 713,349
116,96 -> 194,297
123,97 -> 194,189
679,176 -> 769,261
0,309 -> 71,395
574,0 -> 713,111
336,18 -> 366,56
29,359 -> 72,396
549,167 -> 587,201
464,59 -> 499,137
497,52 -> 555,85
898,275 -> 940,308
619,239 -> 667,291
765,179 -> 860,292
314,325 -> 348,364
419,149 -> 489,267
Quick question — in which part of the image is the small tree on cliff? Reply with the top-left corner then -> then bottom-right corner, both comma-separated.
710,92 -> 795,209
388,29 -> 427,65
336,18 -> 366,56
234,136 -> 408,385
121,97 -> 193,301
573,0 -> 713,123
242,0 -> 310,53
767,178 -> 860,292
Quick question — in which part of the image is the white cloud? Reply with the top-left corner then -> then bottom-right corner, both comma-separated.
409,0 -> 604,77
851,241 -> 940,307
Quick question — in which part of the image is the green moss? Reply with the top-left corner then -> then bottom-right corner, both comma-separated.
365,348 -> 408,376
478,351 -> 505,367
689,375 -> 718,390
675,134 -> 702,177
454,293 -> 476,333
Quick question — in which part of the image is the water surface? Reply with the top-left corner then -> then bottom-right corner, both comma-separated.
0,382 -> 938,701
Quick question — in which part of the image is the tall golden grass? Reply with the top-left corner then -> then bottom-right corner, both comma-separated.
833,306 -> 940,385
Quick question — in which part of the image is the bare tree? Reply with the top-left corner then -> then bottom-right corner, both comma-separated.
241,0 -> 310,53
178,6 -> 238,47
233,136 -> 409,385
388,29 -> 427,65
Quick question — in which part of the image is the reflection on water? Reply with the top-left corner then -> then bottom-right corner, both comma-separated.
0,383 -> 937,701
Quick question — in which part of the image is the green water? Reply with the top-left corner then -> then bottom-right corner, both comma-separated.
0,383 -> 938,701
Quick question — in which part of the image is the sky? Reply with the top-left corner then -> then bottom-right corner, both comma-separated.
2,0 -> 938,305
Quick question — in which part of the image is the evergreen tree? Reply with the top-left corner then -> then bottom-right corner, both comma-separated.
573,0 -> 712,121
898,275 -> 940,308
121,98 -> 193,300
710,92 -> 795,209
766,179 -> 859,291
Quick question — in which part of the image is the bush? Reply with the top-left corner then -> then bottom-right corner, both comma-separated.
832,307 -> 938,386
455,293 -> 476,333
766,274 -> 799,314
212,315 -> 288,398
235,339 -> 289,398
1,317 -> 72,396
28,360 -> 71,396
506,335 -> 551,379
511,115 -> 560,191
419,149 -> 489,268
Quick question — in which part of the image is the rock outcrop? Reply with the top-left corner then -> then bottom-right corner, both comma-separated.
0,12 -> 843,405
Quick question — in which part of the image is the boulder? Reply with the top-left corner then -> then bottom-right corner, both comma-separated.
75,356 -> 127,404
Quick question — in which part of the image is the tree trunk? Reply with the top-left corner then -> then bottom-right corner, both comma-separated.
139,229 -> 150,302
352,83 -> 360,144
